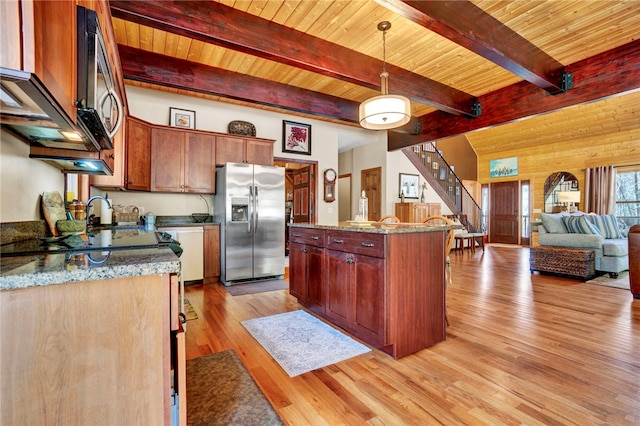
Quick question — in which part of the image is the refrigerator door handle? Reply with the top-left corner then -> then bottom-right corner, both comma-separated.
254,185 -> 259,232
248,185 -> 254,234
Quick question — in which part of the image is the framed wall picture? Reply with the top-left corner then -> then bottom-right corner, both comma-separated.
489,156 -> 518,178
282,120 -> 312,155
399,173 -> 420,199
169,107 -> 196,129
439,167 -> 447,180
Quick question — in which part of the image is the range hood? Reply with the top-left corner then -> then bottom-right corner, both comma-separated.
0,67 -> 113,175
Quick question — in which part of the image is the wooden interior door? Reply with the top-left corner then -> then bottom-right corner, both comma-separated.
489,181 -> 519,244
338,174 -> 352,222
293,166 -> 312,223
361,167 -> 382,221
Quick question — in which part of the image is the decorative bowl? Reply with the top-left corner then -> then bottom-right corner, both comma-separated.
56,219 -> 86,235
192,213 -> 210,223
228,120 -> 256,137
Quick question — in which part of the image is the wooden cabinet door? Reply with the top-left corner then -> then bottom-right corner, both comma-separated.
216,135 -> 245,165
290,243 -> 325,314
427,203 -> 441,217
151,128 -> 184,192
395,203 -> 411,222
184,132 -> 215,193
412,204 -> 430,222
288,242 -> 307,300
352,254 -> 385,346
126,118 -> 151,191
33,1 -> 76,119
325,249 -> 352,329
305,246 -> 325,314
204,225 -> 220,282
246,139 -> 274,166
0,1 -> 23,70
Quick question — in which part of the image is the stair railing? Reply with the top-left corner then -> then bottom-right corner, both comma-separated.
402,143 -> 485,233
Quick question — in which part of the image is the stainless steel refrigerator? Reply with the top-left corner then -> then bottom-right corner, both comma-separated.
214,163 -> 285,286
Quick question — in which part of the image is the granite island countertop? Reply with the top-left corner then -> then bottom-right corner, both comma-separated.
288,222 -> 457,234
0,247 -> 180,291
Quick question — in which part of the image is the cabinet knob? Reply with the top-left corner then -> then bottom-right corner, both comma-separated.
311,236 -> 319,240
302,248 -> 309,253
332,239 -> 344,244
361,242 -> 375,247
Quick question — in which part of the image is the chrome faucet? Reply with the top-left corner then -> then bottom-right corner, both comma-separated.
85,195 -> 111,227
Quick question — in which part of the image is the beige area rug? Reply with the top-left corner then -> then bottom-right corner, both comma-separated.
224,279 -> 289,296
186,350 -> 283,426
241,310 -> 371,377
585,271 -> 630,290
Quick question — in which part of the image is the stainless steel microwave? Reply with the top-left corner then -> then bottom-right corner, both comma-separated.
76,5 -> 122,150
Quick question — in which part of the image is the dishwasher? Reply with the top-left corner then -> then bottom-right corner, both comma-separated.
159,227 -> 204,282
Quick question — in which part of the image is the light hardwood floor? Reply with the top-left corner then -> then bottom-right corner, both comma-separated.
184,245 -> 639,425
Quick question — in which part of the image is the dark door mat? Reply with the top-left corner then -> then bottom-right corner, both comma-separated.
186,350 -> 283,426
224,279 -> 289,296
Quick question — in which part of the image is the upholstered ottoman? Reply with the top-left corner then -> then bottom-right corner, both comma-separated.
530,246 -> 596,280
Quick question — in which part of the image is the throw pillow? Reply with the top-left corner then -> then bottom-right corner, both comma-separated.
563,215 -> 601,235
541,212 -> 568,233
617,218 -> 630,238
589,214 -> 624,239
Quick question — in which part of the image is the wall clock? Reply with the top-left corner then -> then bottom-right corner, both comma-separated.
323,168 -> 337,202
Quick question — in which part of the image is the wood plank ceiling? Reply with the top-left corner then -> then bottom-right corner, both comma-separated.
109,0 -> 640,152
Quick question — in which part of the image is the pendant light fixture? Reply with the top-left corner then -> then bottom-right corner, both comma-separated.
359,21 -> 411,130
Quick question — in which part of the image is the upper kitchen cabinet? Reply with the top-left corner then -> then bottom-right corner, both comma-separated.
216,135 -> 275,166
91,116 -> 151,190
151,128 -> 216,194
126,118 -> 151,191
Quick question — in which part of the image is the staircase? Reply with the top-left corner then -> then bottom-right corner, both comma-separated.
403,143 -> 485,233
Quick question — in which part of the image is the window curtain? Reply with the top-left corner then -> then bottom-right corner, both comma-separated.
584,166 -> 616,214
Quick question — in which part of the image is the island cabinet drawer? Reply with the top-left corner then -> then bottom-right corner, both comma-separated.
289,227 -> 325,247
326,231 -> 386,258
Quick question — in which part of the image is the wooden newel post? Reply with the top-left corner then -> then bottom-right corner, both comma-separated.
629,225 -> 640,299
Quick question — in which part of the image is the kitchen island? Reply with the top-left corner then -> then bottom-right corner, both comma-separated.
0,239 -> 185,425
288,222 -> 450,358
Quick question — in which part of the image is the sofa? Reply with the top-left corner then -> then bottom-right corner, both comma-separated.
537,212 -> 629,278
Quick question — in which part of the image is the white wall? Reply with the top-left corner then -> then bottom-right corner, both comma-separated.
114,85 -> 378,225
0,132 -> 65,222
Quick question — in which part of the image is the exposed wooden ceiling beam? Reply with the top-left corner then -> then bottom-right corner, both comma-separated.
118,45 -> 360,122
110,0 -> 478,116
375,0 -> 566,93
388,40 -> 640,151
